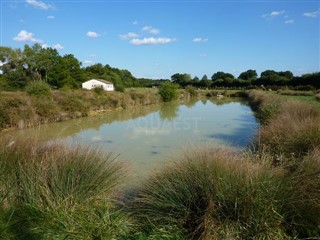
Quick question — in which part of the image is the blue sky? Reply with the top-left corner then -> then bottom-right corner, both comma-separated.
1,0 -> 319,79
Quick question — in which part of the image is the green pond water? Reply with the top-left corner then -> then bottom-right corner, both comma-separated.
4,98 -> 259,180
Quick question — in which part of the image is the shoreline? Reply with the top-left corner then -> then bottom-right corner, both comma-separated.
0,88 -> 243,132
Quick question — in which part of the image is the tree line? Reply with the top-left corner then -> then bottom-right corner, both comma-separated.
0,44 -> 163,91
171,70 -> 319,90
0,44 -> 319,91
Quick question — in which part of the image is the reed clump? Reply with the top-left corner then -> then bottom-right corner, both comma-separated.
129,147 -> 320,239
0,138 -> 132,239
249,90 -> 320,161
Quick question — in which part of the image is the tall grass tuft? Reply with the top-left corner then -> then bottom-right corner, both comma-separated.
258,100 -> 320,160
0,138 -> 132,239
130,148 -> 294,239
280,147 -> 320,237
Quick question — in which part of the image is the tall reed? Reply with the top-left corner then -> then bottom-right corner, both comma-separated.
130,148 -> 296,239
0,138 -> 132,239
249,91 -> 320,162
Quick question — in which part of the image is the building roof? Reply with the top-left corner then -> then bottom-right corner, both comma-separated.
89,79 -> 113,85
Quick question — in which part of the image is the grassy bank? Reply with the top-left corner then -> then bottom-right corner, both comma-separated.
0,88 -> 164,131
0,87 -> 243,131
247,90 -> 320,161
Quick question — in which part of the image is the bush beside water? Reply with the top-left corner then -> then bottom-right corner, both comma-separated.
159,83 -> 179,102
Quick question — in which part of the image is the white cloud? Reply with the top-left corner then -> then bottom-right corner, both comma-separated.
120,32 -> 139,40
26,0 -> 52,10
285,19 -> 295,24
41,43 -> 64,49
129,37 -> 175,46
88,54 -> 96,57
303,10 -> 320,18
41,44 -> 50,48
47,15 -> 55,19
13,30 -> 43,43
53,43 -> 64,49
142,26 -> 160,35
193,38 -> 208,43
271,10 -> 285,16
86,31 -> 101,38
262,10 -> 285,18
132,20 -> 138,25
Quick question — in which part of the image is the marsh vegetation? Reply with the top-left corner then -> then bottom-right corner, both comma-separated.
0,90 -> 319,239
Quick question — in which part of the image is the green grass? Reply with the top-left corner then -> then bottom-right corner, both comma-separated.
278,95 -> 320,108
0,138 -> 133,239
273,89 -> 320,108
129,148 -> 320,239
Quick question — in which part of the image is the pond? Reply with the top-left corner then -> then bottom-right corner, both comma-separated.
4,98 -> 259,180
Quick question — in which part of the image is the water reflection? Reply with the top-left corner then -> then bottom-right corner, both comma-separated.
159,102 -> 179,120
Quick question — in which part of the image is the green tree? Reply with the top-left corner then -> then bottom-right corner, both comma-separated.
260,70 -> 277,78
193,76 -> 200,82
278,71 -> 293,80
211,71 -> 234,81
200,75 -> 211,88
0,46 -> 30,89
238,69 -> 257,80
201,74 -> 208,81
171,73 -> 191,86
62,54 -> 83,81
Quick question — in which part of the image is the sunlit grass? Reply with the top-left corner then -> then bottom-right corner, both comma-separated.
129,147 -> 320,239
0,138 -> 132,239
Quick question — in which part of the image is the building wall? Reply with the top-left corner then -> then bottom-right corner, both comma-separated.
82,80 -> 114,91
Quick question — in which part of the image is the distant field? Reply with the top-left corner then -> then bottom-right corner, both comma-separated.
275,93 -> 320,108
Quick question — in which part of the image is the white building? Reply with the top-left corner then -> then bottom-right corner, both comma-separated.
82,79 -> 114,91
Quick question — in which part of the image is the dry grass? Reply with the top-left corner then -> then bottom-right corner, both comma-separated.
250,92 -> 320,161
0,89 -> 162,130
